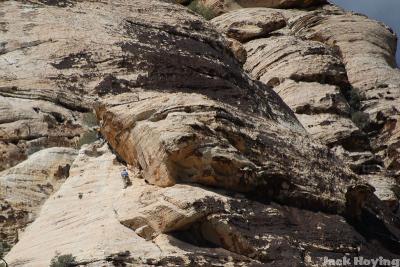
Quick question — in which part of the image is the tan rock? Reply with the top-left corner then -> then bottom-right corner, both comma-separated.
365,174 -> 398,211
2,0 -> 400,265
219,6 -> 400,209
224,37 -> 247,64
5,144 -> 160,267
211,8 -> 286,42
244,35 -> 348,87
297,113 -> 368,150
6,146 -> 399,266
289,5 -> 400,173
0,147 -> 77,249
0,96 -> 86,171
242,34 -> 364,149
5,144 -> 260,266
200,0 -> 326,15
274,80 -> 350,116
97,91 -> 357,210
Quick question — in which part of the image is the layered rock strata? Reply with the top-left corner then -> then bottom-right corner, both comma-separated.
1,0 -> 400,266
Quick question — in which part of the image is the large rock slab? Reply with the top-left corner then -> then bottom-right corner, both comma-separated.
6,145 -> 400,266
296,113 -> 368,151
242,34 -> 364,149
0,147 -> 77,250
289,5 -> 400,173
97,91 -> 358,212
198,0 -> 326,15
0,96 -> 86,171
244,35 -> 348,89
4,144 -> 261,266
211,8 -> 286,42
274,80 -> 350,116
213,6 -> 400,208
2,0 -> 400,265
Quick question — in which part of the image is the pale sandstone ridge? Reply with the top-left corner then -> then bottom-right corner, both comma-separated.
197,0 -> 326,15
0,96 -> 87,171
290,5 -> 400,179
5,144 -> 400,266
1,0 -> 400,266
97,91 -> 358,208
0,147 -> 77,250
210,5 -> 400,208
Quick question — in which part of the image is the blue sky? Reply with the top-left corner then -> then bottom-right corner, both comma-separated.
331,0 -> 400,66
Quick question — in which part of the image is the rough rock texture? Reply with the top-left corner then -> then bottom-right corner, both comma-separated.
289,5 -> 400,176
2,0 -> 400,266
0,96 -> 86,171
97,91 -> 357,208
199,0 -> 326,15
5,144 -> 400,266
211,9 -> 286,42
211,6 -> 400,209
4,144 -> 264,266
0,147 -> 77,250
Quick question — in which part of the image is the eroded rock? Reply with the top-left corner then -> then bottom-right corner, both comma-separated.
199,0 -> 326,15
0,147 -> 77,249
2,0 -> 400,265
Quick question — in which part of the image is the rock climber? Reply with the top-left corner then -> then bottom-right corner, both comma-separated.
121,168 -> 131,188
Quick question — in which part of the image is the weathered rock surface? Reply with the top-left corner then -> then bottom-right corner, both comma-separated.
0,96 -> 86,171
242,32 -> 361,149
211,5 -> 400,208
289,5 -> 400,174
97,91 -> 358,211
4,144 -> 263,266
211,9 -> 286,42
2,0 -> 400,266
199,0 -> 326,15
0,147 -> 77,250
6,144 -> 400,266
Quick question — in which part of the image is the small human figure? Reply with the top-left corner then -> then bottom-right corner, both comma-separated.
121,169 -> 131,189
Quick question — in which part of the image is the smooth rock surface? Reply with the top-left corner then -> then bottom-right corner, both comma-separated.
0,147 -> 77,249
97,91 -> 357,209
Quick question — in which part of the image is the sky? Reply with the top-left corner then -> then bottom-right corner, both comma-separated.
330,0 -> 400,66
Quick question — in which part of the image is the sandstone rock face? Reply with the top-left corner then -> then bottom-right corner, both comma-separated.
0,147 -> 77,250
211,6 -> 400,209
289,5 -> 400,176
2,0 -> 400,266
211,9 -> 286,42
0,9 -> 99,170
97,91 -> 357,210
5,144 -> 399,266
199,0 -> 326,15
0,96 -> 86,171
